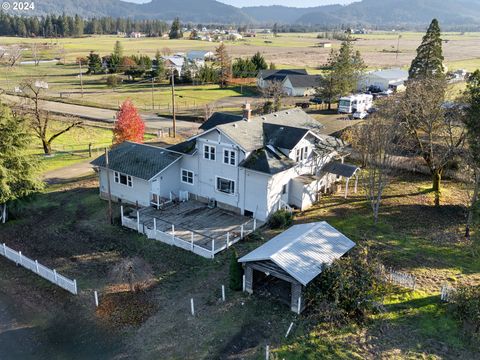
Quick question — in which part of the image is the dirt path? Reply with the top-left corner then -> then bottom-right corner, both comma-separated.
42,160 -> 94,184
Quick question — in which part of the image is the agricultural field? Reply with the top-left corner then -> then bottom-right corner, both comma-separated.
0,31 -> 478,111
0,170 -> 478,359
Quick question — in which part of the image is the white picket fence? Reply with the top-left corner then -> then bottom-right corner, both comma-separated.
378,265 -> 417,290
440,284 -> 456,302
0,243 -> 78,295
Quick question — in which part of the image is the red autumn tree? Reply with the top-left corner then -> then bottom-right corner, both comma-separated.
113,100 -> 145,144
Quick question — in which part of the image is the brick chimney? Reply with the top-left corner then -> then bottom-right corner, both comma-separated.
242,102 -> 252,121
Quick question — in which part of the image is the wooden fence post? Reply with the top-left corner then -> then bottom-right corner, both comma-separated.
153,218 -> 157,232
265,345 -> 269,360
2,243 -> 6,256
171,224 -> 175,244
211,239 -> 215,257
53,269 -> 58,282
242,274 -> 246,292
94,291 -> 99,307
297,296 -> 301,315
191,232 -> 194,251
241,225 -> 244,238
18,251 -> 22,266
120,205 -> 124,226
35,260 -> 39,273
190,298 -> 195,316
222,285 -> 225,302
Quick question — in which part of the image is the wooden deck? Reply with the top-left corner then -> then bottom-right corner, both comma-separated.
135,200 -> 260,249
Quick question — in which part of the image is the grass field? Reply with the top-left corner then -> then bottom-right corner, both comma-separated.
0,31 -> 478,111
0,170 -> 478,359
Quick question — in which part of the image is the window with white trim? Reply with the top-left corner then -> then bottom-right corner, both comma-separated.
223,149 -> 236,165
114,171 -> 132,187
181,169 -> 194,184
216,177 -> 235,194
204,144 -> 216,160
295,148 -> 301,162
303,146 -> 308,160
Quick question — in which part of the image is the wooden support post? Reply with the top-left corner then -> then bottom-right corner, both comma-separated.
253,218 -> 257,230
136,211 -> 140,232
245,266 -> 253,294
94,291 -> 99,307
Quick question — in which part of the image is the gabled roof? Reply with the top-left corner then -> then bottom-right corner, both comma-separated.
322,161 -> 359,178
239,146 -> 295,175
91,141 -> 182,181
263,123 -> 309,150
285,74 -> 322,88
239,222 -> 356,286
199,112 -> 243,131
162,56 -> 184,67
216,108 -> 324,152
186,50 -> 213,60
368,68 -> 408,81
258,69 -> 308,81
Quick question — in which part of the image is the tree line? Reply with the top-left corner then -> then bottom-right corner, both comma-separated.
0,12 -> 169,37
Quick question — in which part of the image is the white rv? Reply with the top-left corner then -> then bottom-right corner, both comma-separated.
338,94 -> 373,114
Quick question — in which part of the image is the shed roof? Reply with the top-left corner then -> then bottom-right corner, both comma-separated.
91,141 -> 182,181
322,161 -> 359,178
239,222 -> 356,286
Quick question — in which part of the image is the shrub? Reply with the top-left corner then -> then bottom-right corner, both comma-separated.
306,247 -> 387,325
450,285 -> 480,343
268,209 -> 293,229
106,75 -> 120,89
229,248 -> 243,291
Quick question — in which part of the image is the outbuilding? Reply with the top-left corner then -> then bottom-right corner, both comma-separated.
239,221 -> 356,313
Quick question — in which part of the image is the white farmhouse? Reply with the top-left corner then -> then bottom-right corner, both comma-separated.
162,55 -> 185,76
358,68 -> 409,92
186,50 -> 215,67
92,106 -> 358,221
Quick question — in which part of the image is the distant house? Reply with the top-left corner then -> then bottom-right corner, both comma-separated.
129,32 -> 146,38
257,69 -> 308,89
257,69 -> 321,97
91,106 -> 358,222
282,75 -> 322,96
239,221 -> 356,313
358,68 -> 409,92
186,50 -> 215,66
162,55 -> 185,76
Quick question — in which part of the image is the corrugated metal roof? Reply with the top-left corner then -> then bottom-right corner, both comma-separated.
239,222 -> 356,286
369,68 -> 408,81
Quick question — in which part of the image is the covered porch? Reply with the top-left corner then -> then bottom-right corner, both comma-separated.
321,161 -> 360,199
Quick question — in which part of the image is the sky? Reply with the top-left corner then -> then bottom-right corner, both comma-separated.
123,0 -> 354,7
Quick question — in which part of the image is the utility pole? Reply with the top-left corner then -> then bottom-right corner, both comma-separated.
79,60 -> 84,97
170,68 -> 176,138
105,148 -> 113,225
395,34 -> 402,64
151,77 -> 155,110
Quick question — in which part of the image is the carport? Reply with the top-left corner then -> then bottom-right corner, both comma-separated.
239,221 -> 356,313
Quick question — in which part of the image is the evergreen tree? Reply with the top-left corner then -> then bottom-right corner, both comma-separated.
113,40 -> 123,59
232,58 -> 256,78
229,249 -> 243,291
251,51 -> 268,72
409,19 -> 445,79
86,51 -> 103,74
0,101 -> 42,222
215,43 -> 231,88
74,15 -> 84,37
169,18 -> 183,39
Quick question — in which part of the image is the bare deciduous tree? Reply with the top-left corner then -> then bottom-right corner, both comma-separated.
5,45 -> 23,67
349,108 -> 400,224
260,80 -> 285,114
19,79 -> 82,154
395,78 -> 466,206
110,257 -> 154,292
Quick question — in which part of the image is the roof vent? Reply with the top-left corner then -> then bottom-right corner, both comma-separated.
274,114 -> 278,117
261,116 -> 266,121
233,123 -> 238,128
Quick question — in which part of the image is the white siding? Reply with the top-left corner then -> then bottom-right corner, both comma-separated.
99,168 -> 151,206
241,169 -> 269,220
